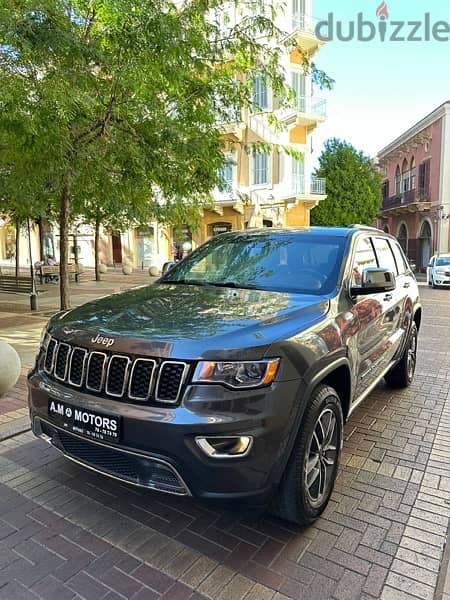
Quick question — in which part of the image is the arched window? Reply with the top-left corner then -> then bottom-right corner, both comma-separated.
397,223 -> 408,253
383,225 -> 390,234
402,159 -> 409,193
395,166 -> 401,195
410,157 -> 416,190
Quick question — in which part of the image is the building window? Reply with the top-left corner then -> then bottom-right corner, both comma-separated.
382,180 -> 389,200
397,223 -> 408,254
253,75 -> 269,111
292,71 -> 306,112
292,0 -> 306,28
292,156 -> 305,194
219,154 -> 236,193
418,159 -> 431,199
395,166 -> 401,195
410,157 -> 416,190
402,158 -> 410,193
252,152 -> 270,186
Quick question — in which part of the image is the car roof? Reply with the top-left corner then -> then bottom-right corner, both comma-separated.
219,226 -> 385,239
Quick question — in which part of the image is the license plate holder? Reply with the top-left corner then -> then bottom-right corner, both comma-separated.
48,399 -> 121,442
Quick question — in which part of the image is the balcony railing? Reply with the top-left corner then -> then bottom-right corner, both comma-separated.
279,96 -> 327,123
382,189 -> 430,211
291,14 -> 320,34
292,175 -> 326,196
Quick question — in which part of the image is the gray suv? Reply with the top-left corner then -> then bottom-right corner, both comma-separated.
28,226 -> 421,524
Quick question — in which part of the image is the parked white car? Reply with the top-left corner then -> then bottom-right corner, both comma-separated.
427,254 -> 450,288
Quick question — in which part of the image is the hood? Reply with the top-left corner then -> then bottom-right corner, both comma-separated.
49,283 -> 330,360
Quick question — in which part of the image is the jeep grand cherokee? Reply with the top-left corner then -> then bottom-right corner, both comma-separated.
28,226 -> 421,524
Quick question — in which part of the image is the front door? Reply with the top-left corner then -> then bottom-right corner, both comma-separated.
112,234 -> 122,264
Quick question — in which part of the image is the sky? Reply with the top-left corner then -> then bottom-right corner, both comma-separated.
311,0 -> 450,160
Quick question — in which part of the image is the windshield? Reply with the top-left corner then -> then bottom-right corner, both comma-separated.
161,232 -> 346,295
436,257 -> 450,267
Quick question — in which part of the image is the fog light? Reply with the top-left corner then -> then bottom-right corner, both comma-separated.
195,436 -> 253,458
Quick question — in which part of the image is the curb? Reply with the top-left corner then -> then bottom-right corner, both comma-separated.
0,416 -> 31,442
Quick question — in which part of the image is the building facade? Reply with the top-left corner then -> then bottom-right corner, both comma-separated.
193,0 -> 327,249
377,102 -> 450,270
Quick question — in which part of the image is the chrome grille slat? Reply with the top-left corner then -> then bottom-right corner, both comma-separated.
54,343 -> 71,381
128,358 -> 156,401
68,347 -> 87,387
42,341 -> 188,404
86,351 -> 107,392
106,355 -> 131,397
44,338 -> 58,374
155,361 -> 189,404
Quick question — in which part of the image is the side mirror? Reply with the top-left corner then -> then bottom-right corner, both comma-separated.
351,268 -> 396,296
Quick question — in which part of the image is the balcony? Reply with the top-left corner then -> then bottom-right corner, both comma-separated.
292,175 -> 326,197
287,14 -> 323,54
381,189 -> 431,213
216,108 -> 245,140
279,96 -> 327,129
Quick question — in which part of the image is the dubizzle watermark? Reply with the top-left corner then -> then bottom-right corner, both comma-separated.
315,1 -> 450,42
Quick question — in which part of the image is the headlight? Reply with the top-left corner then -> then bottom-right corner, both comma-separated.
193,359 -> 280,389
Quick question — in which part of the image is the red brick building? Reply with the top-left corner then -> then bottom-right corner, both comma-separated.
377,102 -> 450,271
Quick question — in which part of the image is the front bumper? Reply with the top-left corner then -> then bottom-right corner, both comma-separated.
28,369 -> 304,503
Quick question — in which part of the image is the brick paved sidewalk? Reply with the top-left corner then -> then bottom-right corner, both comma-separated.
0,284 -> 449,600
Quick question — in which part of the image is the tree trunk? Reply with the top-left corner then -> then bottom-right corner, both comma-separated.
37,218 -> 44,261
15,218 -> 20,277
95,214 -> 100,281
59,176 -> 71,310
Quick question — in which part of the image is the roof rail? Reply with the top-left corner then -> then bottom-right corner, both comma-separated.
349,224 -> 381,231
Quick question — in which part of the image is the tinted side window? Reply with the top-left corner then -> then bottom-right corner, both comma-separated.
373,237 -> 397,275
390,241 -> 409,275
351,237 -> 378,287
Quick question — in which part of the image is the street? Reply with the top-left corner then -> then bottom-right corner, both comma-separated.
1,282 -> 450,600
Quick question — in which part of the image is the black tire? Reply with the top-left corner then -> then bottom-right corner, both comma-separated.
385,322 -> 418,389
432,278 -> 438,289
271,385 -> 343,526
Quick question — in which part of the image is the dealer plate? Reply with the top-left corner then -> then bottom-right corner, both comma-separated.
48,399 -> 120,441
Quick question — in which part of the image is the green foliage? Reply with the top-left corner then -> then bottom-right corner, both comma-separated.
311,138 -> 382,227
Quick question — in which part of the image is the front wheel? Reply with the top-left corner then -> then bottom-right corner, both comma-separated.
271,385 -> 343,526
385,322 -> 418,388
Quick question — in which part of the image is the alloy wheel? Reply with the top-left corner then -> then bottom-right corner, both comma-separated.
407,328 -> 417,381
305,408 -> 339,507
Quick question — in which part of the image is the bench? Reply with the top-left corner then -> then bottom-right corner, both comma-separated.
0,275 -> 34,294
37,264 -> 81,284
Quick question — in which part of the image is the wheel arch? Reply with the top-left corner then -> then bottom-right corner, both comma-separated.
305,359 -> 352,421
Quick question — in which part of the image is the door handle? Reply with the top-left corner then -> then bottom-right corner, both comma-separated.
383,294 -> 393,301
403,282 -> 410,289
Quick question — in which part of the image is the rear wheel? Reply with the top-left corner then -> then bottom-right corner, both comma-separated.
271,385 -> 343,526
385,322 -> 418,388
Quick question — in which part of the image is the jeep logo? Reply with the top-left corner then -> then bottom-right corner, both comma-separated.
91,334 -> 115,348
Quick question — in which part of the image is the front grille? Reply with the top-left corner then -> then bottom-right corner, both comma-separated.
43,337 -> 189,405
37,421 -> 188,495
86,352 -> 107,392
156,362 -> 188,403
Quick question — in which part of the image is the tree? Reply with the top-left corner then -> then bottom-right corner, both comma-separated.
1,0 -> 332,309
311,138 -> 382,227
